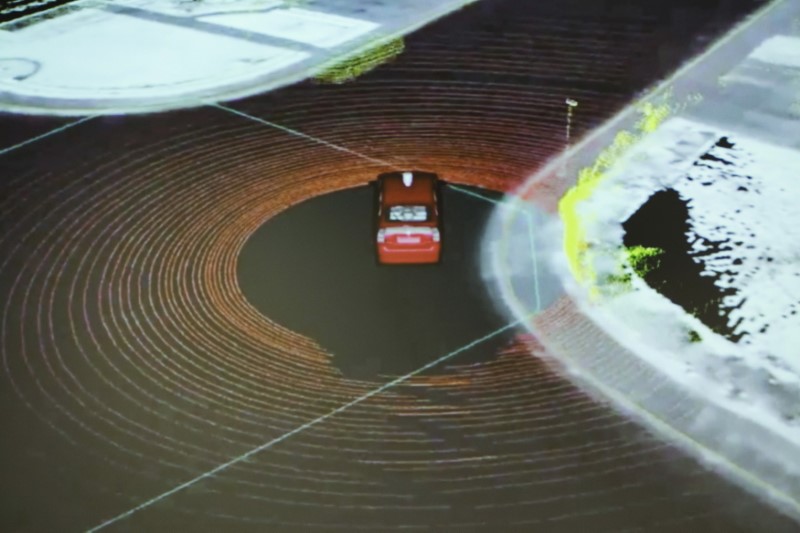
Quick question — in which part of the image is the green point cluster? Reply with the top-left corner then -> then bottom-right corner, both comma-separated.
314,37 -> 405,84
625,245 -> 664,277
602,270 -> 633,296
598,245 -> 663,298
688,329 -> 702,343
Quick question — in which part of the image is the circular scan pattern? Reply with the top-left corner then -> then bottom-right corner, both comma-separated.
1,0 -> 795,531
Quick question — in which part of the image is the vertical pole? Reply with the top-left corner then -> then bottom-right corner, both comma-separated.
561,98 -> 578,177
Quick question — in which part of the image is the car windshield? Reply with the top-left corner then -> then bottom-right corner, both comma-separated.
386,205 -> 429,222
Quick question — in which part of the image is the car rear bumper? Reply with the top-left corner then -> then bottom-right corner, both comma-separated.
377,246 -> 440,264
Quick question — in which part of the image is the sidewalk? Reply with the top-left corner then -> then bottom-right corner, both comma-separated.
0,0 -> 476,115
491,0 -> 800,520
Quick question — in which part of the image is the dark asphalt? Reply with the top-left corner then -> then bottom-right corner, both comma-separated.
239,183 -> 514,379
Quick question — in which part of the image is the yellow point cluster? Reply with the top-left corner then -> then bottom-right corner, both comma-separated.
314,37 -> 405,84
558,92 -> 681,297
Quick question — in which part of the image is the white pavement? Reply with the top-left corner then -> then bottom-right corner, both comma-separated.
0,0 -> 477,115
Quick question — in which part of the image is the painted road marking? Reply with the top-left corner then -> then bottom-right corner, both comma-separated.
0,7 -> 309,98
114,0 -> 284,18
207,7 -> 380,49
749,34 -> 800,68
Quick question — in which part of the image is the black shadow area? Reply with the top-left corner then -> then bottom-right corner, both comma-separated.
237,184 -> 514,379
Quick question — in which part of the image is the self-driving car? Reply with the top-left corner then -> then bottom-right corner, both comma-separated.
374,171 -> 442,265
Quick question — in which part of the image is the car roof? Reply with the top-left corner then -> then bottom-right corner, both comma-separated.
379,171 -> 438,204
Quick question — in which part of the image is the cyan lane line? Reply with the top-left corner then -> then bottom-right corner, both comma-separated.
448,183 -> 529,212
86,312 -> 536,532
214,100 -> 545,326
447,184 -> 542,312
210,102 -> 397,168
0,99 -> 546,530
525,211 -> 542,312
0,115 -> 95,157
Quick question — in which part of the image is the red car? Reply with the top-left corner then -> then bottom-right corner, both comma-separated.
375,171 -> 442,265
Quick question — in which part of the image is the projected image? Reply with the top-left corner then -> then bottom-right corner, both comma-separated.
0,0 -> 798,532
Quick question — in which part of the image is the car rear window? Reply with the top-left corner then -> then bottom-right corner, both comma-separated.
387,205 -> 429,222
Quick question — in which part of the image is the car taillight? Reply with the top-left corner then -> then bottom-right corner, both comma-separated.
432,227 -> 440,242
377,229 -> 386,243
